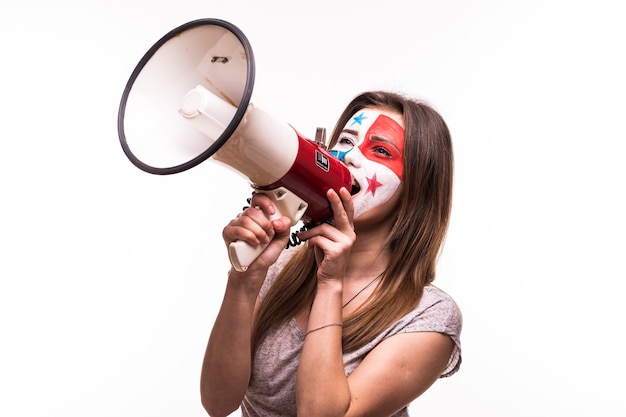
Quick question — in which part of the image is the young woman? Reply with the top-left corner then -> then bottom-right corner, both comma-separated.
201,91 -> 462,416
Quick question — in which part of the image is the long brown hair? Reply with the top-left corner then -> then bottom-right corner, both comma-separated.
251,91 -> 454,353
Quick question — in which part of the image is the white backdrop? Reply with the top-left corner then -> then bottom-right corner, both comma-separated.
2,1 -> 625,416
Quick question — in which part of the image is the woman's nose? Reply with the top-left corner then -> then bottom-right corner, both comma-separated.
342,147 -> 363,168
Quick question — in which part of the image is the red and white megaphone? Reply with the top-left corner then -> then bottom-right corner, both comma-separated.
117,19 -> 352,271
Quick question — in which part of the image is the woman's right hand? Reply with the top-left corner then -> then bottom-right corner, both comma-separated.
222,193 -> 292,276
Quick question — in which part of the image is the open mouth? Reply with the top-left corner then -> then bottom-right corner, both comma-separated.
350,179 -> 361,196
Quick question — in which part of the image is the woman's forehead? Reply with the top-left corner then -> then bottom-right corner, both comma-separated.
346,106 -> 402,125
343,107 -> 405,142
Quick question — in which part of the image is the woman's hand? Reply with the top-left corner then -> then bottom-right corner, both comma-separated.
222,193 -> 291,276
297,187 -> 355,283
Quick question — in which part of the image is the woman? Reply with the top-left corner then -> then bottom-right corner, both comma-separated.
201,91 -> 462,416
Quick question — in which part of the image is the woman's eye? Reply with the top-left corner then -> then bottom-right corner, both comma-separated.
338,136 -> 355,147
373,146 -> 392,157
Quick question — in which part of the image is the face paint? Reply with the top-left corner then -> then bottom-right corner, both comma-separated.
330,108 -> 405,219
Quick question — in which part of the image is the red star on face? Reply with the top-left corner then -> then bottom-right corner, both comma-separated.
365,173 -> 383,196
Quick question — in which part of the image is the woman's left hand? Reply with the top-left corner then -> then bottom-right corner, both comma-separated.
296,187 -> 355,283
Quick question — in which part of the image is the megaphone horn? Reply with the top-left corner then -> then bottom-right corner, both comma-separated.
118,19 -> 352,271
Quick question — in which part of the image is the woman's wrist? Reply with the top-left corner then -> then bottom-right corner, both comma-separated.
308,280 -> 343,321
226,269 -> 267,299
315,278 -> 343,293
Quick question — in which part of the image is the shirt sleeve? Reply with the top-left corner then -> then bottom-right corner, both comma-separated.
390,286 -> 463,378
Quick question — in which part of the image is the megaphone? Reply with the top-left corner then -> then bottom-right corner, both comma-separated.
117,19 -> 352,272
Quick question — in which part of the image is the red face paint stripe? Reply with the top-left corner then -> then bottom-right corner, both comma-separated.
358,114 -> 405,179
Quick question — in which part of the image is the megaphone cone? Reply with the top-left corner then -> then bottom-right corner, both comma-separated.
118,19 -> 254,174
118,19 -> 352,271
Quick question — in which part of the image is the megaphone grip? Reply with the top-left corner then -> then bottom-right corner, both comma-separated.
228,240 -> 269,272
228,203 -> 282,271
227,187 -> 308,272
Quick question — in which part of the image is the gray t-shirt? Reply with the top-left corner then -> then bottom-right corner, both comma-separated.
241,249 -> 462,416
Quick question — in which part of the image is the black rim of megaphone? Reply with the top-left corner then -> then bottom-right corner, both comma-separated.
117,18 -> 255,175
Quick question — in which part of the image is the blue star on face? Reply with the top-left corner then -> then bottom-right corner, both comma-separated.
329,148 -> 353,162
350,111 -> 367,126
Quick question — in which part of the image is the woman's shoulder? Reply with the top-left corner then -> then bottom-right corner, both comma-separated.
422,284 -> 462,317
391,284 -> 462,377
344,284 -> 463,378
397,284 -> 462,335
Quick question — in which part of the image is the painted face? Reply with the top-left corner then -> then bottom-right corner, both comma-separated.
330,108 -> 405,219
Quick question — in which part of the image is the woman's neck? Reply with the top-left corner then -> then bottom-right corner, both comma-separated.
343,227 -> 391,281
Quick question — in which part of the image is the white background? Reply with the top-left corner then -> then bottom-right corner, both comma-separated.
2,0 -> 625,416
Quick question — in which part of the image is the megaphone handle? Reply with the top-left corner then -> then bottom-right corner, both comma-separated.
228,212 -> 278,272
227,187 -> 308,272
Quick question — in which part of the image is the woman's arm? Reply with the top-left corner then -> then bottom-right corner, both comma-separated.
297,313 -> 454,417
350,331 -> 454,416
296,279 -> 350,416
200,270 -> 263,417
295,188 -> 355,415
295,188 -> 455,416
200,195 -> 291,417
